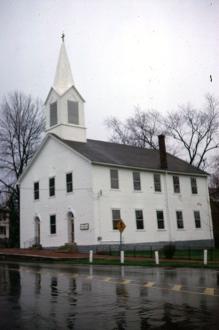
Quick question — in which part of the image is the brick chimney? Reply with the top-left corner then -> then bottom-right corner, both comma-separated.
158,135 -> 168,169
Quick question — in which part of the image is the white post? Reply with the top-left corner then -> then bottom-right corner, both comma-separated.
120,250 -> 124,264
204,249 -> 208,265
89,250 -> 93,264
155,251 -> 159,265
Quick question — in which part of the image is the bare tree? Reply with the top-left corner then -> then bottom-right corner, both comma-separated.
165,95 -> 219,169
0,91 -> 45,245
209,155 -> 219,188
105,108 -> 163,149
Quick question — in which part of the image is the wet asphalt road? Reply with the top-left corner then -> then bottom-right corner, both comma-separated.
0,262 -> 219,329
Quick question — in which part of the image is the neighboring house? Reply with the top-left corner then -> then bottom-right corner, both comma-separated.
18,38 -> 214,251
0,207 -> 10,242
209,188 -> 219,247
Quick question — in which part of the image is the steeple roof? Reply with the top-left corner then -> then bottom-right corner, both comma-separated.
53,39 -> 74,95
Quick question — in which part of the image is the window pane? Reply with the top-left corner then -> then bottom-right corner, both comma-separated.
50,102 -> 57,126
66,173 -> 73,193
112,209 -> 120,230
49,177 -> 55,196
194,211 -> 201,228
133,172 -> 141,190
173,176 -> 180,193
68,101 -> 79,124
50,215 -> 56,234
154,174 -> 161,192
156,210 -> 164,229
176,211 -> 184,229
135,210 -> 144,230
191,177 -> 198,194
34,181 -> 39,200
0,226 -> 6,235
110,169 -> 119,189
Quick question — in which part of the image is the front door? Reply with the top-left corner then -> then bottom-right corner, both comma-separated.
68,212 -> 74,243
35,218 -> 40,245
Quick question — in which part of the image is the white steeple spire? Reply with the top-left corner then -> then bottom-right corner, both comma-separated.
53,34 -> 74,95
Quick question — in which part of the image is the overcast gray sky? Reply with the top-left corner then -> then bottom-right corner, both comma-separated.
0,0 -> 218,140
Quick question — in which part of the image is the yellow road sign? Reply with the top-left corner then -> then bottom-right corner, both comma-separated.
117,219 -> 126,233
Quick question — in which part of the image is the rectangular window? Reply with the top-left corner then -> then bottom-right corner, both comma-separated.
50,102 -> 57,126
66,172 -> 73,193
135,210 -> 144,230
0,226 -> 6,235
110,169 -> 119,189
68,101 -> 79,124
154,174 -> 161,192
191,177 -> 198,194
34,181 -> 39,200
156,210 -> 165,229
112,209 -> 121,230
133,172 -> 141,191
50,215 -> 56,234
173,176 -> 180,193
49,177 -> 55,197
194,211 -> 201,228
176,211 -> 184,229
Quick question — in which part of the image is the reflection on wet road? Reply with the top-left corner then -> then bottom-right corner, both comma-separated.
0,262 -> 219,329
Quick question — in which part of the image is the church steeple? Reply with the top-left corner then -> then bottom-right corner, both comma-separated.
53,36 -> 75,95
45,36 -> 86,143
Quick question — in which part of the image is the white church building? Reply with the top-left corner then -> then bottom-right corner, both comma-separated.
19,39 -> 214,251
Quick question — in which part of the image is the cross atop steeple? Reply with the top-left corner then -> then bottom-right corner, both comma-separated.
61,32 -> 65,42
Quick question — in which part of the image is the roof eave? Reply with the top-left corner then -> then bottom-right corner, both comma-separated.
91,161 -> 208,177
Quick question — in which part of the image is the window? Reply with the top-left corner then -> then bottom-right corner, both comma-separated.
173,176 -> 180,193
66,172 -> 73,193
156,211 -> 165,229
68,101 -> 79,124
110,169 -> 119,189
133,172 -> 141,191
194,211 -> 201,228
154,174 -> 161,192
135,210 -> 144,230
112,209 -> 121,230
50,102 -> 57,126
0,226 -> 6,235
50,215 -> 56,234
34,181 -> 39,200
49,177 -> 55,197
176,211 -> 184,229
191,177 -> 198,194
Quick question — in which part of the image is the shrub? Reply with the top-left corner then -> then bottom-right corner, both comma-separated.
162,243 -> 176,259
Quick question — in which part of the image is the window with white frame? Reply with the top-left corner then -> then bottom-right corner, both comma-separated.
173,176 -> 180,193
135,210 -> 144,230
49,177 -> 55,197
110,169 -> 119,189
0,226 -> 6,235
50,215 -> 56,234
194,211 -> 201,228
154,174 -> 161,192
133,172 -> 141,191
156,210 -> 165,229
66,172 -> 73,193
34,181 -> 39,200
67,101 -> 79,124
112,209 -> 121,230
50,102 -> 57,126
176,211 -> 184,229
191,177 -> 198,194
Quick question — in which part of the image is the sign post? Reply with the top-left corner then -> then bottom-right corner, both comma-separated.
116,219 -> 126,252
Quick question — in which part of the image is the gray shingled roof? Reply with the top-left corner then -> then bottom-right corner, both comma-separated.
53,134 -> 207,176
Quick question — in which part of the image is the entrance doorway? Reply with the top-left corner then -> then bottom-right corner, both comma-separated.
67,211 -> 74,243
34,217 -> 40,245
